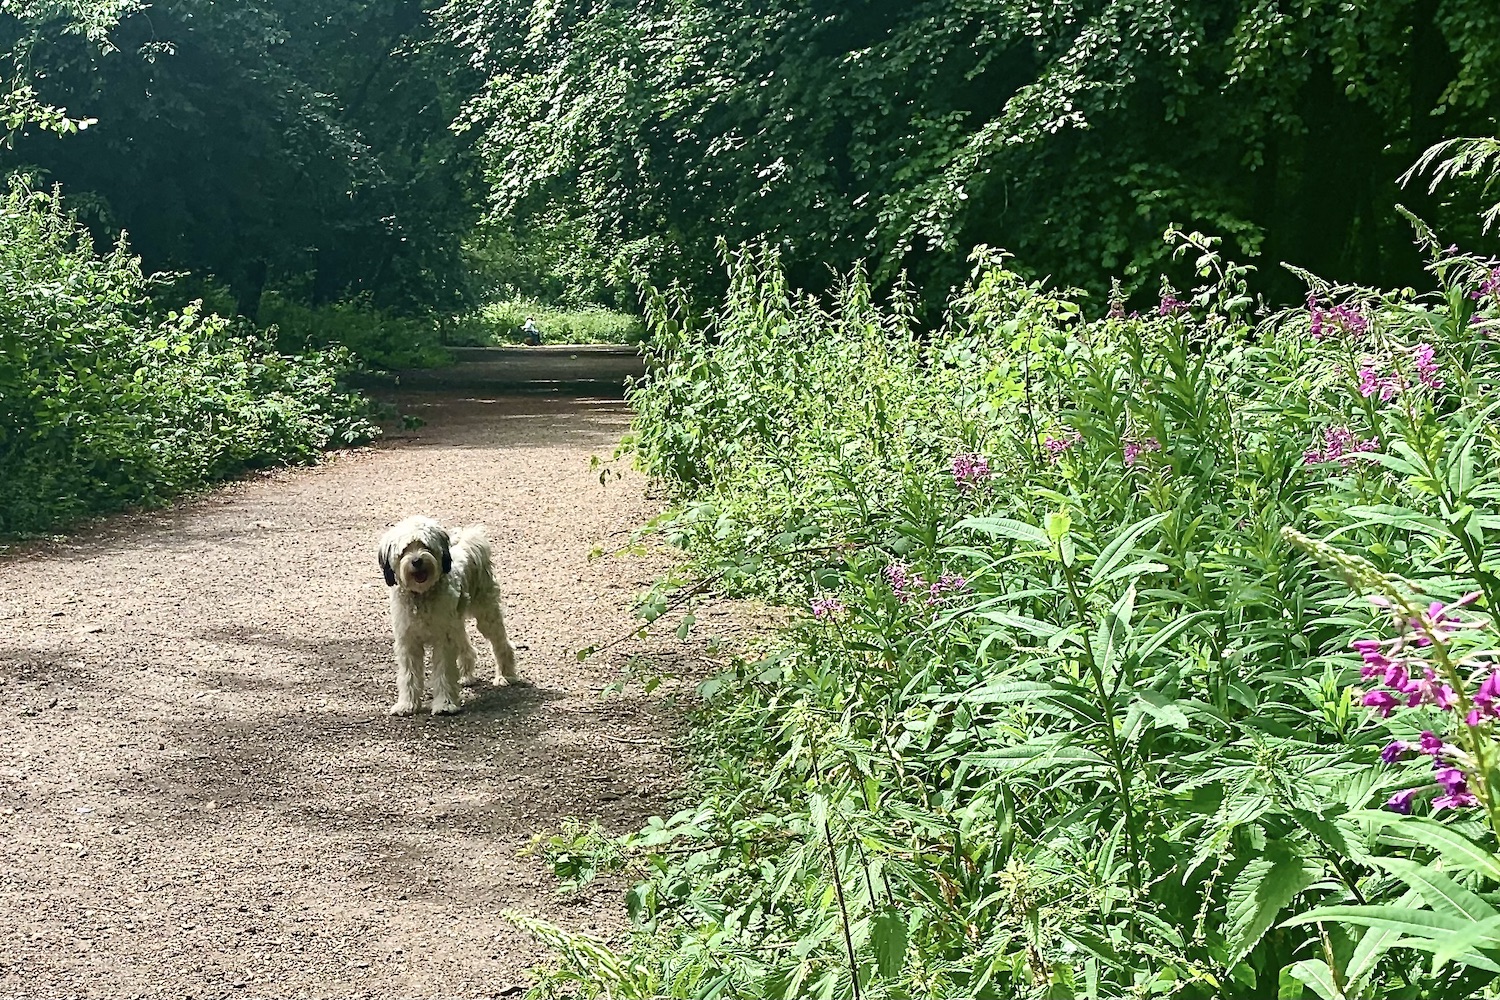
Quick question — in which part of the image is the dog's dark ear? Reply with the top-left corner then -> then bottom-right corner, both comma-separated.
437,529 -> 452,575
378,547 -> 396,587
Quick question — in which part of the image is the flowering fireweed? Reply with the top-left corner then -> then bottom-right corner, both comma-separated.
1285,528 -> 1498,827
522,236 -> 1500,999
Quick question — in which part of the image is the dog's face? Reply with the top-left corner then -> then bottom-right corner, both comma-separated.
378,516 -> 451,594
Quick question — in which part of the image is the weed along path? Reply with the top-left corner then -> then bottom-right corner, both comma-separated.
0,367 -> 708,999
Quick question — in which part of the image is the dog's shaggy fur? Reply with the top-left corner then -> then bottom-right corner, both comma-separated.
377,515 -> 524,716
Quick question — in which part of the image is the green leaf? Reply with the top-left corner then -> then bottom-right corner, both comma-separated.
1283,904 -> 1473,937
1227,845 -> 1318,964
1432,915 -> 1500,970
956,516 -> 1049,546
1371,857 -> 1499,923
1134,609 -> 1220,662
1352,811 -> 1500,882
1132,690 -> 1190,730
1090,511 -> 1170,584
870,906 -> 907,978
1287,959 -> 1343,1000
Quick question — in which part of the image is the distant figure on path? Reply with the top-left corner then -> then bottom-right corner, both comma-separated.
522,316 -> 542,346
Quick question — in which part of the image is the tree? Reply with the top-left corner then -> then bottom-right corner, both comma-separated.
446,0 -> 1500,308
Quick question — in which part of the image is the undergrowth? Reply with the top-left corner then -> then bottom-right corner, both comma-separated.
449,298 -> 646,346
515,221 -> 1500,999
0,185 -> 378,538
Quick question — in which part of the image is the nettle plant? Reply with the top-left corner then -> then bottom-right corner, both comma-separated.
520,233 -> 1500,999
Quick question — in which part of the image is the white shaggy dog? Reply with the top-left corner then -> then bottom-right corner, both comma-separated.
377,515 -> 525,716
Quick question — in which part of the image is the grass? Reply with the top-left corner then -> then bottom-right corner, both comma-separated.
448,298 -> 646,346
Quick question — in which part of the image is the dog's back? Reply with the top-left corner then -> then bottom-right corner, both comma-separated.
450,524 -> 497,602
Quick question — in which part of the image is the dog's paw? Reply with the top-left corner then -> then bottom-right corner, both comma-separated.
388,699 -> 419,717
430,694 -> 462,715
493,671 -> 533,688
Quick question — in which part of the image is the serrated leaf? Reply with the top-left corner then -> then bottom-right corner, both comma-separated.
1431,915 -> 1500,970
1283,904 -> 1473,937
870,906 -> 907,979
1133,689 -> 1191,730
1227,845 -> 1317,964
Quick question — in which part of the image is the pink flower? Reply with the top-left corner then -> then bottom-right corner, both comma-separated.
1308,296 -> 1369,340
1122,437 -> 1160,467
1043,430 -> 1082,460
884,563 -> 919,603
951,452 -> 992,491
1434,790 -> 1479,811
810,597 -> 845,620
1362,690 -> 1400,717
926,573 -> 968,605
1303,426 -> 1378,467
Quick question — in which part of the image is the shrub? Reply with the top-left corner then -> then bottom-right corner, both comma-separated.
257,292 -> 451,370
0,185 -> 378,537
518,233 -> 1500,998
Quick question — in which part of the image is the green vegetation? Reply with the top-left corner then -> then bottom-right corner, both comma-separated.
449,300 -> 645,347
0,185 -> 375,537
447,0 -> 1500,308
8,2 -> 1500,995
513,227 -> 1500,998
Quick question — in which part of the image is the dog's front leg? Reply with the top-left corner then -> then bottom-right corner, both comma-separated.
390,639 -> 426,716
430,633 -> 463,715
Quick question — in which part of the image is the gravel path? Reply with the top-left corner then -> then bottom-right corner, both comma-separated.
0,392 -> 711,999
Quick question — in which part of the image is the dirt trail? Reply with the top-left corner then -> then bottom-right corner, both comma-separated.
0,391 -> 715,999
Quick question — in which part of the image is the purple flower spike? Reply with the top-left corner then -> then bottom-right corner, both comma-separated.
1362,690 -> 1400,717
1387,788 -> 1422,814
1380,741 -> 1408,764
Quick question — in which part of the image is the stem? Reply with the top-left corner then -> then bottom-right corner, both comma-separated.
1059,554 -> 1142,888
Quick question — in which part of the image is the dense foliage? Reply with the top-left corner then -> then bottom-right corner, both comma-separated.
2,0 -> 484,320
447,0 -> 1500,308
0,184 -> 376,537
510,224 -> 1500,998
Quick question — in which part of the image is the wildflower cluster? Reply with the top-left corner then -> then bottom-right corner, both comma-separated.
809,596 -> 845,620
1470,265 -> 1500,303
1382,732 -> 1477,812
1122,437 -> 1160,467
951,452 -> 992,491
1412,343 -> 1444,390
1302,425 -> 1379,467
884,563 -> 969,606
1308,296 -> 1369,340
1358,345 -> 1444,401
1357,364 -> 1403,403
1043,429 -> 1082,459
1157,293 -> 1187,317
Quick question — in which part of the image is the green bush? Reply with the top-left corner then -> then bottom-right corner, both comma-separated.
257,292 -> 451,370
0,185 -> 378,538
447,298 -> 645,346
518,234 -> 1500,998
